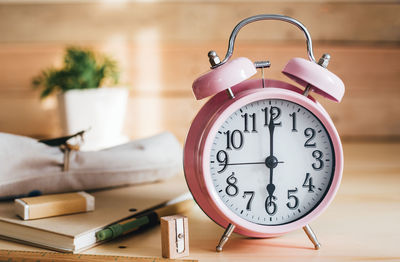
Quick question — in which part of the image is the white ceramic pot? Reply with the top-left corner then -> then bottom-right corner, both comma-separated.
57,87 -> 129,151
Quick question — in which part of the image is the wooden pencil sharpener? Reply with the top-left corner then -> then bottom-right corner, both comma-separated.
161,215 -> 189,259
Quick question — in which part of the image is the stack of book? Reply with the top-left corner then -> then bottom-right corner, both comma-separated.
0,175 -> 188,253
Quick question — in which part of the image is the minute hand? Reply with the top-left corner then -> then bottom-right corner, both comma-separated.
268,107 -> 281,158
268,115 -> 275,160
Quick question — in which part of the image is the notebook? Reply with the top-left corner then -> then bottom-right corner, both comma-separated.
0,175 -> 189,253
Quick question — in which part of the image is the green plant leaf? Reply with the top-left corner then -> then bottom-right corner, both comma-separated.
32,46 -> 121,98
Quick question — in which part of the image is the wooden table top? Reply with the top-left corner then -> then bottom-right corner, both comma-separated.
1,142 -> 399,261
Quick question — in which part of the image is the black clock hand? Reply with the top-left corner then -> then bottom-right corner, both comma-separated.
219,161 -> 284,166
266,107 -> 277,198
268,110 -> 275,158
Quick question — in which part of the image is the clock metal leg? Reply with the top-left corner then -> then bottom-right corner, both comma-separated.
303,224 -> 321,250
216,223 -> 235,252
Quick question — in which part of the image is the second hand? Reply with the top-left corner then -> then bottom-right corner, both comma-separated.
220,161 -> 284,166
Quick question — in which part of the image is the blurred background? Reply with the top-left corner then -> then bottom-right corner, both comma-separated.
0,0 -> 399,144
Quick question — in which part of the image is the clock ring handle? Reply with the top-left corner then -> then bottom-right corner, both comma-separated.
211,14 -> 316,68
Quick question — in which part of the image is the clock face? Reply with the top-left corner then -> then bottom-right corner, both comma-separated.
209,99 -> 335,226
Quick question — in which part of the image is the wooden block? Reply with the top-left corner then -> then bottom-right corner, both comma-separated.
161,215 -> 189,259
15,192 -> 94,220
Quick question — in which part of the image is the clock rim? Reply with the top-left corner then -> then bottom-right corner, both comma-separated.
183,80 -> 343,237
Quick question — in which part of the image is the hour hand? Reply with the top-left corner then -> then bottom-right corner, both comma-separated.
266,183 -> 275,197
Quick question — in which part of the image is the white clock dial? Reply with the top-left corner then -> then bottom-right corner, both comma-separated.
209,99 -> 335,226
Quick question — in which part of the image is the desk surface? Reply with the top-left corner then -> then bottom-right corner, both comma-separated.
1,142 -> 399,261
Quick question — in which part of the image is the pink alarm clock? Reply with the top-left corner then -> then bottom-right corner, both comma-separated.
183,14 -> 345,252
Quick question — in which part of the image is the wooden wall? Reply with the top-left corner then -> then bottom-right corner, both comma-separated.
0,1 -> 399,143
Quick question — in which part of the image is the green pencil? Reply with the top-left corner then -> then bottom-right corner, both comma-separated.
96,199 -> 194,241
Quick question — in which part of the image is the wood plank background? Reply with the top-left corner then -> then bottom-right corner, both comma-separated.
0,1 -> 399,142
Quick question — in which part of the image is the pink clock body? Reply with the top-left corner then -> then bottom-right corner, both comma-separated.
183,76 -> 344,237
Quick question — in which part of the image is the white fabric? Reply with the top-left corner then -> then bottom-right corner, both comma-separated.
0,132 -> 182,199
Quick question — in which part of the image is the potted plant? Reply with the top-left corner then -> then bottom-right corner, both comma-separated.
33,47 -> 129,150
